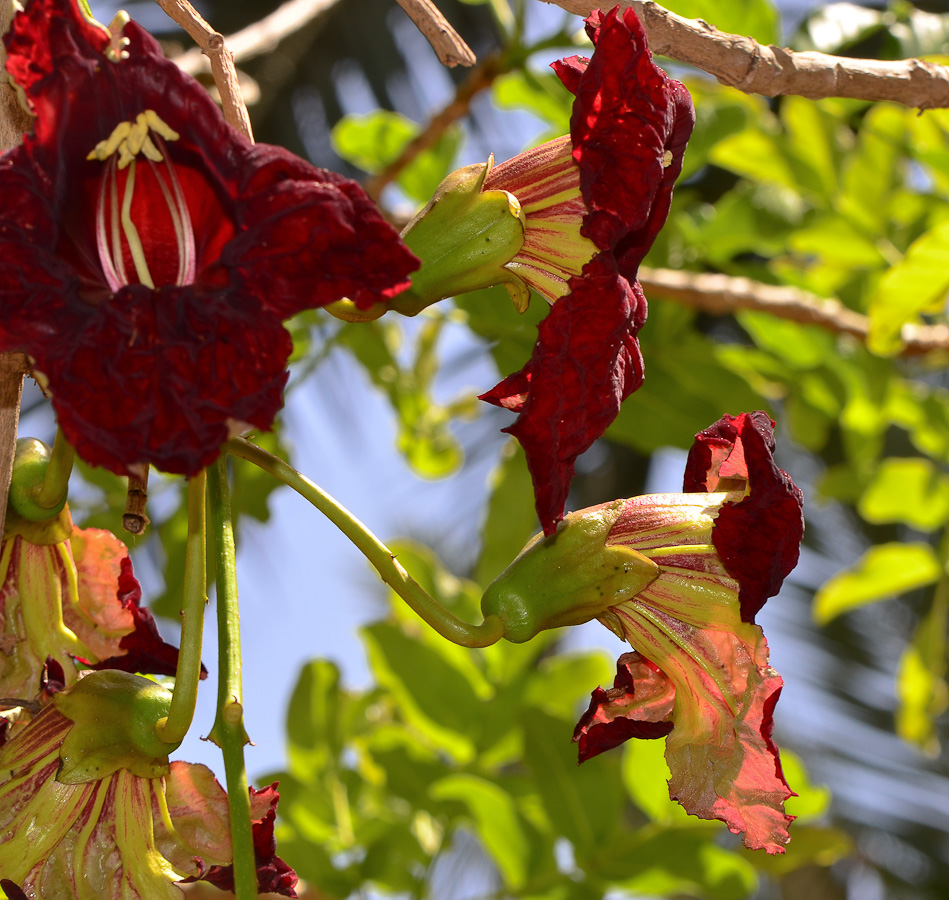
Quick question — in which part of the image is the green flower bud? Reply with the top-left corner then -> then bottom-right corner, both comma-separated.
481,501 -> 660,643
53,670 -> 181,784
388,161 -> 529,316
8,438 -> 68,523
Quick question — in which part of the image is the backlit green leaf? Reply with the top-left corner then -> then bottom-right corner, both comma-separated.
429,773 -> 530,887
814,543 -> 941,624
858,458 -> 949,531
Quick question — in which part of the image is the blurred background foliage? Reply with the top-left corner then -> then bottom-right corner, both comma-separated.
60,0 -> 949,898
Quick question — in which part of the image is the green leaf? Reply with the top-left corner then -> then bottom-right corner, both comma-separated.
333,110 -> 416,173
745,825 -> 853,875
476,439 -> 538,585
710,126 -> 798,193
493,70 -> 572,132
331,110 -> 461,203
868,218 -> 949,354
814,542 -> 941,624
598,826 -> 758,900
780,750 -> 831,822
521,708 -> 623,854
340,320 -> 464,478
285,659 -> 342,777
896,594 -> 948,756
858,458 -> 949,531
429,773 -> 531,887
524,651 -> 615,721
661,0 -> 779,44
621,736 -> 688,824
361,621 -> 482,761
840,104 -> 908,233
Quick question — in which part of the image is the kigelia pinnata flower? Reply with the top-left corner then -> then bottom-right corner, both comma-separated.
366,6 -> 694,535
0,0 -> 418,477
0,670 -> 298,897
0,470 -> 183,718
481,412 -> 804,853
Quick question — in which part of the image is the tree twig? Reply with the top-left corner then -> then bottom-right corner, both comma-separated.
393,0 -> 476,68
638,266 -> 949,356
365,53 -> 506,201
154,0 -> 254,139
541,0 -> 949,110
123,470 -> 150,535
174,0 -> 341,76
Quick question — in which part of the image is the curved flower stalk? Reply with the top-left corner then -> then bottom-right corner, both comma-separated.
389,7 -> 694,534
0,672 -> 297,897
482,412 -> 804,853
0,0 -> 418,476
0,508 -> 182,718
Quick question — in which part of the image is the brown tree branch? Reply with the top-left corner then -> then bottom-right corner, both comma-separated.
638,266 -> 949,356
393,0 -> 476,67
541,0 -> 949,110
155,0 -> 254,139
174,0 -> 341,76
365,53 -> 507,202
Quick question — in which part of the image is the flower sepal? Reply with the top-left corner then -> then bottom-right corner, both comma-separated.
8,438 -> 68,523
480,501 -> 659,643
388,161 -> 528,316
53,670 -> 181,784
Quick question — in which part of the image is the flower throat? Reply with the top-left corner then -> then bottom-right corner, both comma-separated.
87,110 -> 196,291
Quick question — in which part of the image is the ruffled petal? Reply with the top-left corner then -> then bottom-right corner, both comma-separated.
577,557 -> 794,853
683,412 -> 805,621
167,763 -> 298,896
574,651 -> 675,758
554,7 -> 695,277
482,258 -> 646,534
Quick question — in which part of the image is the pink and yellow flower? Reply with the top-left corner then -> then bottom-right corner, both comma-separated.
482,412 -> 803,852
0,512 -> 182,712
0,673 -> 297,897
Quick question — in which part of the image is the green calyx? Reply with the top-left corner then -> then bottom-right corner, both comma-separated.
8,438 -> 69,522
53,670 -> 182,784
481,502 -> 660,643
388,161 -> 528,316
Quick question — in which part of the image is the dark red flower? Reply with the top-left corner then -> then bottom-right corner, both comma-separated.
571,412 -> 803,853
480,6 -> 694,534
0,0 -> 418,475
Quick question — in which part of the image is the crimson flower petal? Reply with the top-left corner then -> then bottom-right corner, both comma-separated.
481,6 -> 693,534
482,259 -> 646,534
181,782 -> 298,896
0,0 -> 418,475
683,412 -> 805,621
574,651 -> 675,759
556,8 -> 695,276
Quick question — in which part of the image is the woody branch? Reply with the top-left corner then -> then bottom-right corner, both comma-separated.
541,0 -> 949,109
639,267 -> 949,356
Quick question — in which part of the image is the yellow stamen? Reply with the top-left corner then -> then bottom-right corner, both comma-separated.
121,161 -> 156,289
86,110 -> 180,169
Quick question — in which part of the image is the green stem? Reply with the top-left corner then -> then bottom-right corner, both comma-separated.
32,429 -> 74,510
157,471 -> 207,746
224,437 -> 504,648
206,458 -> 257,900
